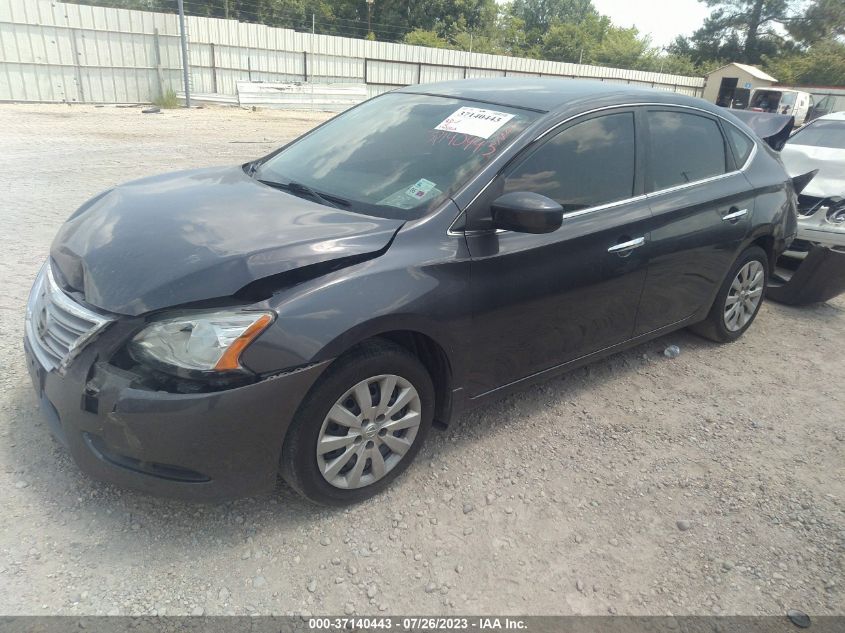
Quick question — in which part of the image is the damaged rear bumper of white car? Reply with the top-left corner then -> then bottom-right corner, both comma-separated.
788,195 -> 845,251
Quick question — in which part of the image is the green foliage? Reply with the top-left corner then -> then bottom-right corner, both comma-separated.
786,0 -> 845,45
640,54 -> 703,76
403,29 -> 450,49
594,26 -> 650,68
763,41 -> 845,86
540,13 -> 609,63
153,88 -> 179,109
539,14 -> 658,71
509,0 -> 598,48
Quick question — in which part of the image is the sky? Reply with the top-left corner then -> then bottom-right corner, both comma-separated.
590,0 -> 711,47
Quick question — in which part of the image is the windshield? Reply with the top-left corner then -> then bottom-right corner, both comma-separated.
779,92 -> 797,107
254,93 -> 539,219
750,90 -> 801,113
788,119 -> 845,149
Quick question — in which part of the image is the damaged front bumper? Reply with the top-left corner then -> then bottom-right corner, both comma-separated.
23,322 -> 329,501
767,196 -> 845,305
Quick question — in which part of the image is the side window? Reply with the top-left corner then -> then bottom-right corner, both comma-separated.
647,111 -> 727,191
724,123 -> 754,167
504,112 -> 635,212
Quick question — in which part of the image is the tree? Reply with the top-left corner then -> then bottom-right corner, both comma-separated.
509,0 -> 599,49
671,0 -> 799,65
595,26 -> 650,68
763,40 -> 845,85
369,0 -> 499,42
786,0 -> 845,45
510,0 -> 597,32
64,0 -> 346,34
643,54 -> 702,76
403,29 -> 450,48
493,11 -> 533,56
540,12 -> 609,63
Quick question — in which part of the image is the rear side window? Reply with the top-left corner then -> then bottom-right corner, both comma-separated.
647,111 -> 727,191
725,124 -> 754,167
787,119 -> 845,149
504,112 -> 636,212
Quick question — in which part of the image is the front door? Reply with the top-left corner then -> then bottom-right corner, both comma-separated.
464,110 -> 652,397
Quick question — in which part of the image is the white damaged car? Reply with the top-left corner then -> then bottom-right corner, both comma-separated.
781,111 -> 845,246
769,112 -> 845,304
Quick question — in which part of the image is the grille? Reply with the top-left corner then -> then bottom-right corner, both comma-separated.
25,263 -> 113,372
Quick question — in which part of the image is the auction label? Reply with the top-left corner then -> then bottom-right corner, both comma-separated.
308,616 -> 528,631
434,107 -> 515,139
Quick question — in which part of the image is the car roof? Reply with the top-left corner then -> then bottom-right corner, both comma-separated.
816,111 -> 845,122
395,78 -> 720,116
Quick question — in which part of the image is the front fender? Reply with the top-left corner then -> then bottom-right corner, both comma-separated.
240,221 -> 473,388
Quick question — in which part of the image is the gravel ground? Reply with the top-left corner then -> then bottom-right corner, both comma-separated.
0,104 -> 843,617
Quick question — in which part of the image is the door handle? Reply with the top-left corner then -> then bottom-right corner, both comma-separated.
607,236 -> 645,255
722,208 -> 748,222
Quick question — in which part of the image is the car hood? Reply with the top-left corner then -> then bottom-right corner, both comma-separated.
50,166 -> 403,316
781,144 -> 845,198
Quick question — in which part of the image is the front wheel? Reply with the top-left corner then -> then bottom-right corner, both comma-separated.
689,246 -> 768,343
280,339 -> 434,505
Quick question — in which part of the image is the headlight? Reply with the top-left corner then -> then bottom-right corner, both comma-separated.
128,309 -> 274,374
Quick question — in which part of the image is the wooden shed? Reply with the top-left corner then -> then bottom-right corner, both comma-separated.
703,63 -> 777,108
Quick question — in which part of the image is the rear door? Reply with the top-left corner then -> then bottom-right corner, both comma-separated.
634,108 -> 754,335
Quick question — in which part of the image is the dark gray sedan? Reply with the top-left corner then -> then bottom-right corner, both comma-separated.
25,79 -> 798,504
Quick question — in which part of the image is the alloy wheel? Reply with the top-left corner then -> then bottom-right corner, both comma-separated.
723,260 -> 764,332
316,374 -> 422,489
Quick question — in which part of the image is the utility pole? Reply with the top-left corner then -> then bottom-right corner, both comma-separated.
312,13 -> 315,35
223,0 -> 229,20
366,0 -> 374,38
177,0 -> 191,107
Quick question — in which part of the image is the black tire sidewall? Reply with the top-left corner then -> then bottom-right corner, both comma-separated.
281,342 -> 434,505
710,246 -> 769,342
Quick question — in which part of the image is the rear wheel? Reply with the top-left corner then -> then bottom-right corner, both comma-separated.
690,246 -> 768,343
280,339 -> 434,505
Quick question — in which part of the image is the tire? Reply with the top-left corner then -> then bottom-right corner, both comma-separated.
280,339 -> 434,505
689,245 -> 769,343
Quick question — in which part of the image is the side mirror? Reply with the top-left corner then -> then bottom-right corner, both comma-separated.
491,192 -> 563,234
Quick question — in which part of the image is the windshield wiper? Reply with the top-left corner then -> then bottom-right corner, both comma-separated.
258,179 -> 349,209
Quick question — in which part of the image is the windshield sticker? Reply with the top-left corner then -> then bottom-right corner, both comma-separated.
379,180 -> 442,209
434,107 -> 516,139
406,178 -> 437,199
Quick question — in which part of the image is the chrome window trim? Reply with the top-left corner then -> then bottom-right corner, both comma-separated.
449,101 -> 758,236
644,168 -> 748,200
